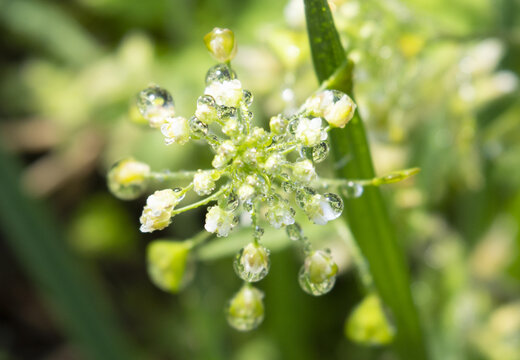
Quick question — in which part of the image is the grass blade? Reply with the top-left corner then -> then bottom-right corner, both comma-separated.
303,1 -> 428,358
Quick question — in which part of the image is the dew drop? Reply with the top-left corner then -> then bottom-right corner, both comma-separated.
197,94 -> 216,108
286,223 -> 303,241
287,117 -> 300,135
233,242 -> 270,282
342,181 -> 364,198
323,193 -> 343,217
242,90 -> 253,107
312,141 -> 330,163
298,250 -> 338,296
137,85 -> 175,126
226,284 -> 265,331
188,116 -> 209,137
205,63 -> 237,85
217,105 -> 238,120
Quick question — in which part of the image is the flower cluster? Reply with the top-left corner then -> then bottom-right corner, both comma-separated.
108,28 -> 358,331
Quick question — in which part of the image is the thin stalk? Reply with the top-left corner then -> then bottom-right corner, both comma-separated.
303,0 -> 428,359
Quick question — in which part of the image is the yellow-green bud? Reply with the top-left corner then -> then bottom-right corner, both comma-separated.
226,284 -> 265,331
204,28 -> 237,62
107,158 -> 150,200
345,294 -> 395,345
147,240 -> 193,293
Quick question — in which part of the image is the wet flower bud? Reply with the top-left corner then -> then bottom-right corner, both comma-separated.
147,240 -> 193,293
193,170 -> 217,196
292,159 -> 317,182
303,192 -> 343,225
265,201 -> 296,228
204,79 -> 243,107
233,242 -> 270,282
294,117 -> 326,146
137,85 -> 175,128
345,294 -> 395,345
238,184 -> 255,202
139,189 -> 181,233
195,95 -> 218,124
107,158 -> 150,200
304,90 -> 356,128
299,250 -> 338,296
160,116 -> 190,145
204,205 -> 236,237
269,114 -> 288,134
263,153 -> 284,174
226,284 -> 265,331
204,27 -> 237,63
222,118 -> 240,136
212,140 -> 237,168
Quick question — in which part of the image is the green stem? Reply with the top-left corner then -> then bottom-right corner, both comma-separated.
171,186 -> 227,216
303,1 -> 428,359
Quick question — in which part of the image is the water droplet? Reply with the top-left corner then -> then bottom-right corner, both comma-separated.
286,223 -> 303,241
107,158 -> 150,200
172,187 -> 186,202
233,242 -> 270,282
254,226 -> 264,239
226,284 -> 265,331
287,117 -> 300,135
217,105 -> 237,120
312,141 -> 330,163
298,146 -> 313,160
197,94 -> 216,108
242,90 -> 253,107
282,181 -> 295,193
342,181 -> 364,198
205,63 -> 237,85
224,192 -> 239,211
296,187 -> 316,208
323,193 -> 343,217
298,250 -> 338,296
243,199 -> 253,212
188,116 -> 208,137
137,85 -> 175,125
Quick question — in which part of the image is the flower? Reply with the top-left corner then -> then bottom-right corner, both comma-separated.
212,140 -> 237,168
226,284 -> 265,331
140,189 -> 181,233
238,184 -> 255,202
193,170 -> 216,195
294,117 -> 325,146
195,95 -> 218,124
204,205 -> 236,237
160,116 -> 190,145
234,242 -> 270,282
137,85 -> 175,128
292,159 -> 317,182
305,90 -> 356,128
266,202 -> 295,228
204,79 -> 243,107
299,250 -> 338,296
304,194 -> 339,225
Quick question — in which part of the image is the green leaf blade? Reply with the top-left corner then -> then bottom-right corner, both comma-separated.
303,1 -> 429,359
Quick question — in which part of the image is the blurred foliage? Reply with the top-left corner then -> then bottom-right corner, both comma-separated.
1,0 -> 520,359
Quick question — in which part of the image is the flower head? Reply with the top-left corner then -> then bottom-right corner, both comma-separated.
204,79 -> 243,107
295,117 -> 326,146
161,116 -> 190,145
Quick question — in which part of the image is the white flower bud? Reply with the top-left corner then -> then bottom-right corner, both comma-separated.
238,184 -> 255,202
266,202 -> 295,228
204,79 -> 243,107
140,189 -> 180,233
195,95 -> 218,124
204,205 -> 236,237
193,170 -> 216,196
294,117 -> 325,146
263,153 -> 284,173
212,140 -> 237,168
160,116 -> 190,145
303,193 -> 343,225
292,160 -> 317,183
222,118 -> 240,136
305,90 -> 356,128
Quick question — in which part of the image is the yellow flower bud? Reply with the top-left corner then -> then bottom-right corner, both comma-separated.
204,28 -> 237,62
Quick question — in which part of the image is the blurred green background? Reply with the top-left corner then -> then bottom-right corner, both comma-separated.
1,0 -> 519,359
